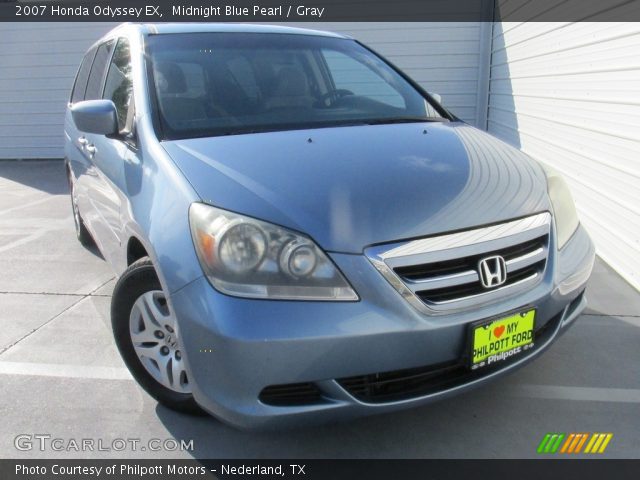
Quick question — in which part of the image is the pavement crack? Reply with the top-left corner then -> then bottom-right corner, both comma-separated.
0,291 -> 84,297
0,278 -> 114,357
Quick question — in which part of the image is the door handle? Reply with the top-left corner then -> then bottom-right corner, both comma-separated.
85,144 -> 97,156
78,136 -> 88,147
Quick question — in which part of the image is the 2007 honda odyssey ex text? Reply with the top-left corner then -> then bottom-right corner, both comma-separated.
65,23 -> 595,428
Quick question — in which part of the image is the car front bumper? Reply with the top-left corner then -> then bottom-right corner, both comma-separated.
170,224 -> 595,429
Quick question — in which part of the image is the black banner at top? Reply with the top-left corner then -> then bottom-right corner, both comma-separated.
2,0 -> 640,22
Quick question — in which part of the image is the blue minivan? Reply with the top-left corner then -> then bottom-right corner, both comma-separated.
65,23 -> 595,428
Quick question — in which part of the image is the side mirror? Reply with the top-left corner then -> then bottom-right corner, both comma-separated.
429,92 -> 442,104
71,100 -> 118,135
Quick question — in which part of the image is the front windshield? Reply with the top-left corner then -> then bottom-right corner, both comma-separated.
146,32 -> 447,140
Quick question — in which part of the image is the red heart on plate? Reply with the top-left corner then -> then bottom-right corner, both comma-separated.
494,325 -> 505,338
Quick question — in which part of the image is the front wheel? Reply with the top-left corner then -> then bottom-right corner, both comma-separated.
111,257 -> 204,415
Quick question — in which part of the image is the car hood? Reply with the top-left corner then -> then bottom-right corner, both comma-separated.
162,122 -> 550,253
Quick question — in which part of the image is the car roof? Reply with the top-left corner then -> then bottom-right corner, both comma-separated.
150,23 -> 346,38
103,22 -> 348,40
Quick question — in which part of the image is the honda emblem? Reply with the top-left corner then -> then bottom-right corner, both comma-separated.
478,255 -> 507,288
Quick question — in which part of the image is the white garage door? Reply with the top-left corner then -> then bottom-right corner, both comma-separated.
0,22 -> 489,159
487,22 -> 640,290
0,22 -> 116,159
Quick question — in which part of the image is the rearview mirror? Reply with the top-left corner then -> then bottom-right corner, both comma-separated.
71,100 -> 118,136
429,92 -> 442,104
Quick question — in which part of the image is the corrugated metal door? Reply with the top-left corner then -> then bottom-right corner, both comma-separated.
0,22 -> 116,159
487,22 -> 640,290
0,22 -> 490,159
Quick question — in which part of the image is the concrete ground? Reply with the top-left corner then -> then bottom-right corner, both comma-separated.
1,160 -> 639,459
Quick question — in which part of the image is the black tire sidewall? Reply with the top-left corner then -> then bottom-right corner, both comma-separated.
111,258 -> 203,415
67,168 -> 93,246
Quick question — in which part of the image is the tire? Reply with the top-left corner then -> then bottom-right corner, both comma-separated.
111,257 -> 205,415
67,168 -> 94,247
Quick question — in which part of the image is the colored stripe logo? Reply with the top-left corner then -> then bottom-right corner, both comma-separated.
537,433 -> 613,454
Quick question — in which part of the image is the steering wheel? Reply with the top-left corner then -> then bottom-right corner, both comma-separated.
317,89 -> 354,107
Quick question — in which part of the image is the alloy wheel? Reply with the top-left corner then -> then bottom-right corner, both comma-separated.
128,291 -> 191,393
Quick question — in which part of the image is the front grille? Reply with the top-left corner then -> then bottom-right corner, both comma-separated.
259,382 -> 323,406
366,213 -> 552,314
409,237 -> 547,304
338,311 -> 561,404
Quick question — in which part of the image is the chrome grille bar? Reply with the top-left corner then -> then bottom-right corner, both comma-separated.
365,212 -> 552,314
405,269 -> 479,290
506,247 -> 546,271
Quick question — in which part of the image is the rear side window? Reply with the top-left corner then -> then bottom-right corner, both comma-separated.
103,38 -> 133,131
85,39 -> 114,100
71,47 -> 97,103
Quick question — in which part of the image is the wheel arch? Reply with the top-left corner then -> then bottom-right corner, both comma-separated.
127,236 -> 150,266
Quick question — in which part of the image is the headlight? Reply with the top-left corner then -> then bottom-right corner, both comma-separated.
217,221 -> 267,274
189,203 -> 358,300
541,163 -> 580,249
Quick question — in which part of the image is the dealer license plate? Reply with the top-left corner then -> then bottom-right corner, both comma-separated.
470,309 -> 536,369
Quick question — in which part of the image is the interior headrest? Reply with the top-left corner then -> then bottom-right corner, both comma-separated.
273,67 -> 309,97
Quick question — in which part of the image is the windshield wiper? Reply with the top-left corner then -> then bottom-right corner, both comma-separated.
171,117 -> 448,140
363,116 -> 445,125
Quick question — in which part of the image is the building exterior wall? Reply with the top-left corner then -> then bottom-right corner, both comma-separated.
0,22 -> 116,159
487,22 -> 640,290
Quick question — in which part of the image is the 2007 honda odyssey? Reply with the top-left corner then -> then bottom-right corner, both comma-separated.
65,23 -> 595,428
